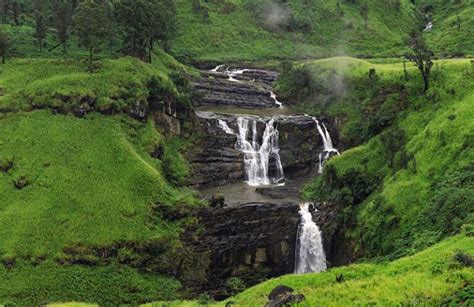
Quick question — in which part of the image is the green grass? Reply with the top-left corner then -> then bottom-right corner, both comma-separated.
419,0 -> 474,57
0,46 -> 202,305
0,48 -> 186,112
173,0 -> 416,63
0,110 -> 200,305
0,111 -> 198,260
141,234 -> 474,306
284,57 -> 474,259
0,260 -> 182,306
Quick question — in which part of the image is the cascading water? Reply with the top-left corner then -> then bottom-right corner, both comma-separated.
295,203 -> 327,274
305,115 -> 340,173
210,65 -> 283,108
218,117 -> 284,186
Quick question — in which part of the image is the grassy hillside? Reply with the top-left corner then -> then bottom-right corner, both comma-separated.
0,49 -> 189,112
276,57 -> 474,259
0,51 -> 201,305
218,234 -> 474,306
111,234 -> 473,306
418,0 -> 474,57
173,0 -> 416,62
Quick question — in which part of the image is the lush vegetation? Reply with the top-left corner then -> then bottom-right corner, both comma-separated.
0,0 -> 178,63
173,0 -> 417,62
275,57 -> 474,260
0,109 -> 201,305
118,234 -> 474,306
0,31 -> 200,305
418,0 -> 474,57
220,234 -> 474,306
0,1 -> 472,306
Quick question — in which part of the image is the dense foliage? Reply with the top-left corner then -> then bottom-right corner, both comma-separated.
0,0 -> 177,61
275,57 -> 474,259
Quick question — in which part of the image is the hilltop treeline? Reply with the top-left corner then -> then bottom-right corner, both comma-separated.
0,0 -> 177,62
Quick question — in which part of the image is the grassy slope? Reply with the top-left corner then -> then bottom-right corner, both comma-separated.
0,52 -> 198,305
290,57 -> 474,258
0,49 -> 184,112
418,0 -> 474,57
173,0 -> 416,62
223,235 -> 474,306
130,234 -> 474,306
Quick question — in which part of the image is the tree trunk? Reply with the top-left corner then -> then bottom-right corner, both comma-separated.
148,38 -> 153,63
89,47 -> 93,73
63,41 -> 67,53
422,72 -> 429,92
2,52 -> 5,64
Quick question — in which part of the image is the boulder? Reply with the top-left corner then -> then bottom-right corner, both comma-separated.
266,285 -> 305,307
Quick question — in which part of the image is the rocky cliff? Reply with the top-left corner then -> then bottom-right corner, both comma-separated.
182,202 -> 300,298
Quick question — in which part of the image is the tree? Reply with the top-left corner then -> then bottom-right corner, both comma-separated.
51,0 -> 72,52
33,9 -> 47,51
405,31 -> 434,92
72,0 -> 109,70
114,0 -> 149,59
114,0 -> 177,62
360,2 -> 369,29
0,0 -> 9,24
0,26 -> 10,63
156,0 -> 177,53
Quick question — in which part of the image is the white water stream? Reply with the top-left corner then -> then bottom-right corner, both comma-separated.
218,117 -> 284,186
295,203 -> 327,274
211,65 -> 283,108
305,115 -> 340,173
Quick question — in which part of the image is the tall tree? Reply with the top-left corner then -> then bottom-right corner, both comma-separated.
360,2 -> 369,29
405,31 -> 434,92
33,0 -> 47,52
0,0 -> 9,24
157,0 -> 177,53
114,0 -> 177,62
0,26 -> 10,63
72,0 -> 109,70
51,0 -> 72,52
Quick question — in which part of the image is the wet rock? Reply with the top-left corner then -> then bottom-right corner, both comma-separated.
182,202 -> 300,298
266,285 -> 305,307
151,144 -> 165,160
0,159 -> 13,173
210,192 -> 225,208
194,69 -> 280,109
128,101 -> 148,121
73,107 -> 87,118
188,112 -> 324,187
14,176 -> 29,189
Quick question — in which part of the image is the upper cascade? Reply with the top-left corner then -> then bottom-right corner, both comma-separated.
210,65 -> 283,108
218,116 -> 284,187
295,203 -> 327,274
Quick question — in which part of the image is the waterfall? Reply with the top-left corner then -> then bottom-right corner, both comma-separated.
270,90 -> 283,108
210,64 -> 283,108
218,117 -> 285,186
295,203 -> 327,274
306,115 -> 340,173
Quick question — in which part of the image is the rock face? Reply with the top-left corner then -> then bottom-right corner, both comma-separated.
193,69 -> 280,109
312,202 -> 358,267
186,113 -> 244,187
187,112 -> 324,187
183,202 -> 300,298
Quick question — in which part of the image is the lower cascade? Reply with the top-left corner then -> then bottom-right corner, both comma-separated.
295,203 -> 327,274
218,117 -> 284,186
